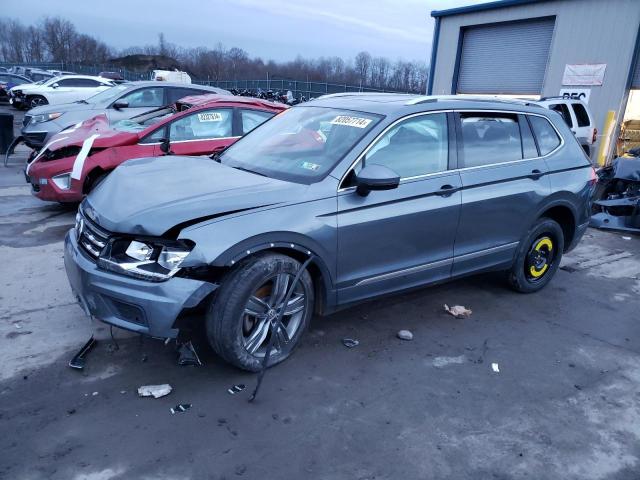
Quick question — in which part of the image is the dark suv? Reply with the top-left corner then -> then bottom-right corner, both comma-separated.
64,94 -> 595,371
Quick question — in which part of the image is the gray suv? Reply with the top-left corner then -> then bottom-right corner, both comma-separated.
64,94 -> 595,371
21,81 -> 230,149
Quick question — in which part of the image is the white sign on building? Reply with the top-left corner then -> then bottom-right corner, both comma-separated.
562,64 -> 607,86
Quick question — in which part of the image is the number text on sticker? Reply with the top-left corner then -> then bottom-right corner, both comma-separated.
330,116 -> 372,128
198,112 -> 223,122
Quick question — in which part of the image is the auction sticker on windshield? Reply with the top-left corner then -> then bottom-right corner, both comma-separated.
198,112 -> 223,122
330,116 -> 372,128
301,161 -> 320,171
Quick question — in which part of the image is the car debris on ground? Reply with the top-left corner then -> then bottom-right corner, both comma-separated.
177,341 -> 202,366
170,404 -> 192,414
227,384 -> 246,395
138,384 -> 172,398
397,330 -> 413,341
342,338 -> 360,348
492,363 -> 500,373
444,304 -> 473,318
590,156 -> 640,234
68,336 -> 97,370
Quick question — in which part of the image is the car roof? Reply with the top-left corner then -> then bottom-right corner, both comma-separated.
52,74 -> 114,82
118,81 -> 225,91
307,93 -> 549,116
177,93 -> 287,110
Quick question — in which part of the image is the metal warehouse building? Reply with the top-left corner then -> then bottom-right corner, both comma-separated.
427,0 -> 640,164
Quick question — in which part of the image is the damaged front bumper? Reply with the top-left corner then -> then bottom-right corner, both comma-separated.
64,229 -> 218,338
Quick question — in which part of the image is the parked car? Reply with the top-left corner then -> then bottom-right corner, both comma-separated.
25,95 -> 285,203
9,75 -> 115,110
64,94 -> 595,371
20,81 -> 231,149
536,97 -> 596,157
0,73 -> 31,101
99,71 -> 126,84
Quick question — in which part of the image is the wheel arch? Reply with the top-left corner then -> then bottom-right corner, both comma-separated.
535,198 -> 578,252
82,166 -> 110,194
209,233 -> 336,315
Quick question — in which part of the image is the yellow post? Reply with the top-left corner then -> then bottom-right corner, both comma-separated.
597,110 -> 617,166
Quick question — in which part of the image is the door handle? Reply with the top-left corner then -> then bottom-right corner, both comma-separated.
434,184 -> 458,197
529,169 -> 544,180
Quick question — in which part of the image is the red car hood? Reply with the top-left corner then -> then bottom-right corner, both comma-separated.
49,114 -> 138,150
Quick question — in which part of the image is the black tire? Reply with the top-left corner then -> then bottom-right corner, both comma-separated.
508,218 -> 564,293
27,95 -> 48,108
206,253 -> 314,371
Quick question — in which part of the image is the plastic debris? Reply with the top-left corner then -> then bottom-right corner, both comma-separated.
170,403 -> 192,414
622,236 -> 632,240
138,384 -> 172,398
227,384 -> 246,395
397,330 -> 413,341
177,341 -> 202,366
444,304 -> 473,318
342,338 -> 360,348
68,336 -> 97,370
491,363 -> 500,373
92,391 -> 99,396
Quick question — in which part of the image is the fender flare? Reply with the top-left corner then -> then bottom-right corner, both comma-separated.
210,231 -> 336,301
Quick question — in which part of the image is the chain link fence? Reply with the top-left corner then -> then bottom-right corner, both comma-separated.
0,62 -> 412,97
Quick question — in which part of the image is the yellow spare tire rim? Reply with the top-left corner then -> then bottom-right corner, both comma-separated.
527,236 -> 554,280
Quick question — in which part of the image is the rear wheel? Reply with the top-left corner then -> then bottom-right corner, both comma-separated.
27,95 -> 48,108
508,218 -> 564,293
206,253 -> 314,371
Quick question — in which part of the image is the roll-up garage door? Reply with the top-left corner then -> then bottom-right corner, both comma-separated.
457,17 -> 555,95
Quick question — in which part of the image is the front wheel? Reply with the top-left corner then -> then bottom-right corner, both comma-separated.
508,218 -> 564,293
206,253 -> 314,371
28,95 -> 48,108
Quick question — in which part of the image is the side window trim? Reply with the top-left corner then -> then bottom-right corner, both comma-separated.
139,125 -> 167,145
525,115 -> 542,157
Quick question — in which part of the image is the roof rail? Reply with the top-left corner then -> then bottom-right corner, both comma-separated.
316,92 -> 398,100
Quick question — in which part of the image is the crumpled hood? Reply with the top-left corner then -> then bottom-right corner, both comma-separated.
48,114 -> 138,150
85,156 -> 306,236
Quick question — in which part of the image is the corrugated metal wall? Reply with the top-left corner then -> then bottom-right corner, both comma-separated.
430,0 -> 640,158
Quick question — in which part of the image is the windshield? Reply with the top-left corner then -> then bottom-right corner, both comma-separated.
112,106 -> 174,133
221,106 -> 382,184
86,84 -> 129,104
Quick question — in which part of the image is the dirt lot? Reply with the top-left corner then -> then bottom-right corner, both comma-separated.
1,105 -> 640,480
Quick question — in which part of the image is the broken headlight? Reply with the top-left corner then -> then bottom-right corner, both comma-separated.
97,238 -> 194,282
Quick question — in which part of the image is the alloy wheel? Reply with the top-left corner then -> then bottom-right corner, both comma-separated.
241,273 -> 306,357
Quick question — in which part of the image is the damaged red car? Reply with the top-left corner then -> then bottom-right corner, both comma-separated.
25,95 -> 286,203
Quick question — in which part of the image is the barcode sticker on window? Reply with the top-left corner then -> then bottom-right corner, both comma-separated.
330,116 -> 372,128
197,112 -> 223,122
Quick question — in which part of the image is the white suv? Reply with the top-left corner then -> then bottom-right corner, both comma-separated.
536,97 -> 597,157
9,75 -> 115,110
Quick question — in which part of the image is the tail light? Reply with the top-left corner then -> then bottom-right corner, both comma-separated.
592,128 -> 598,144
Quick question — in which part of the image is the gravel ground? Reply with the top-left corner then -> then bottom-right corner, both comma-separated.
1,104 -> 640,480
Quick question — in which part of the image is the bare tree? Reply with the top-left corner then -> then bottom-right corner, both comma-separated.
354,51 -> 372,86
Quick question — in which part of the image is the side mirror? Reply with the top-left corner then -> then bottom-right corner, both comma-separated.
112,100 -> 128,110
355,164 -> 400,196
159,138 -> 171,154
51,83 -> 59,89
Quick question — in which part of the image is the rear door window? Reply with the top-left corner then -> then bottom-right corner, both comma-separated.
241,109 -> 274,134
459,113 -> 522,167
528,115 -> 561,155
119,87 -> 165,108
167,87 -> 208,104
572,103 -> 591,127
169,109 -> 233,141
550,104 -> 573,127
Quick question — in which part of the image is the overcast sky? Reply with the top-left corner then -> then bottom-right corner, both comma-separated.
6,0 -> 488,62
